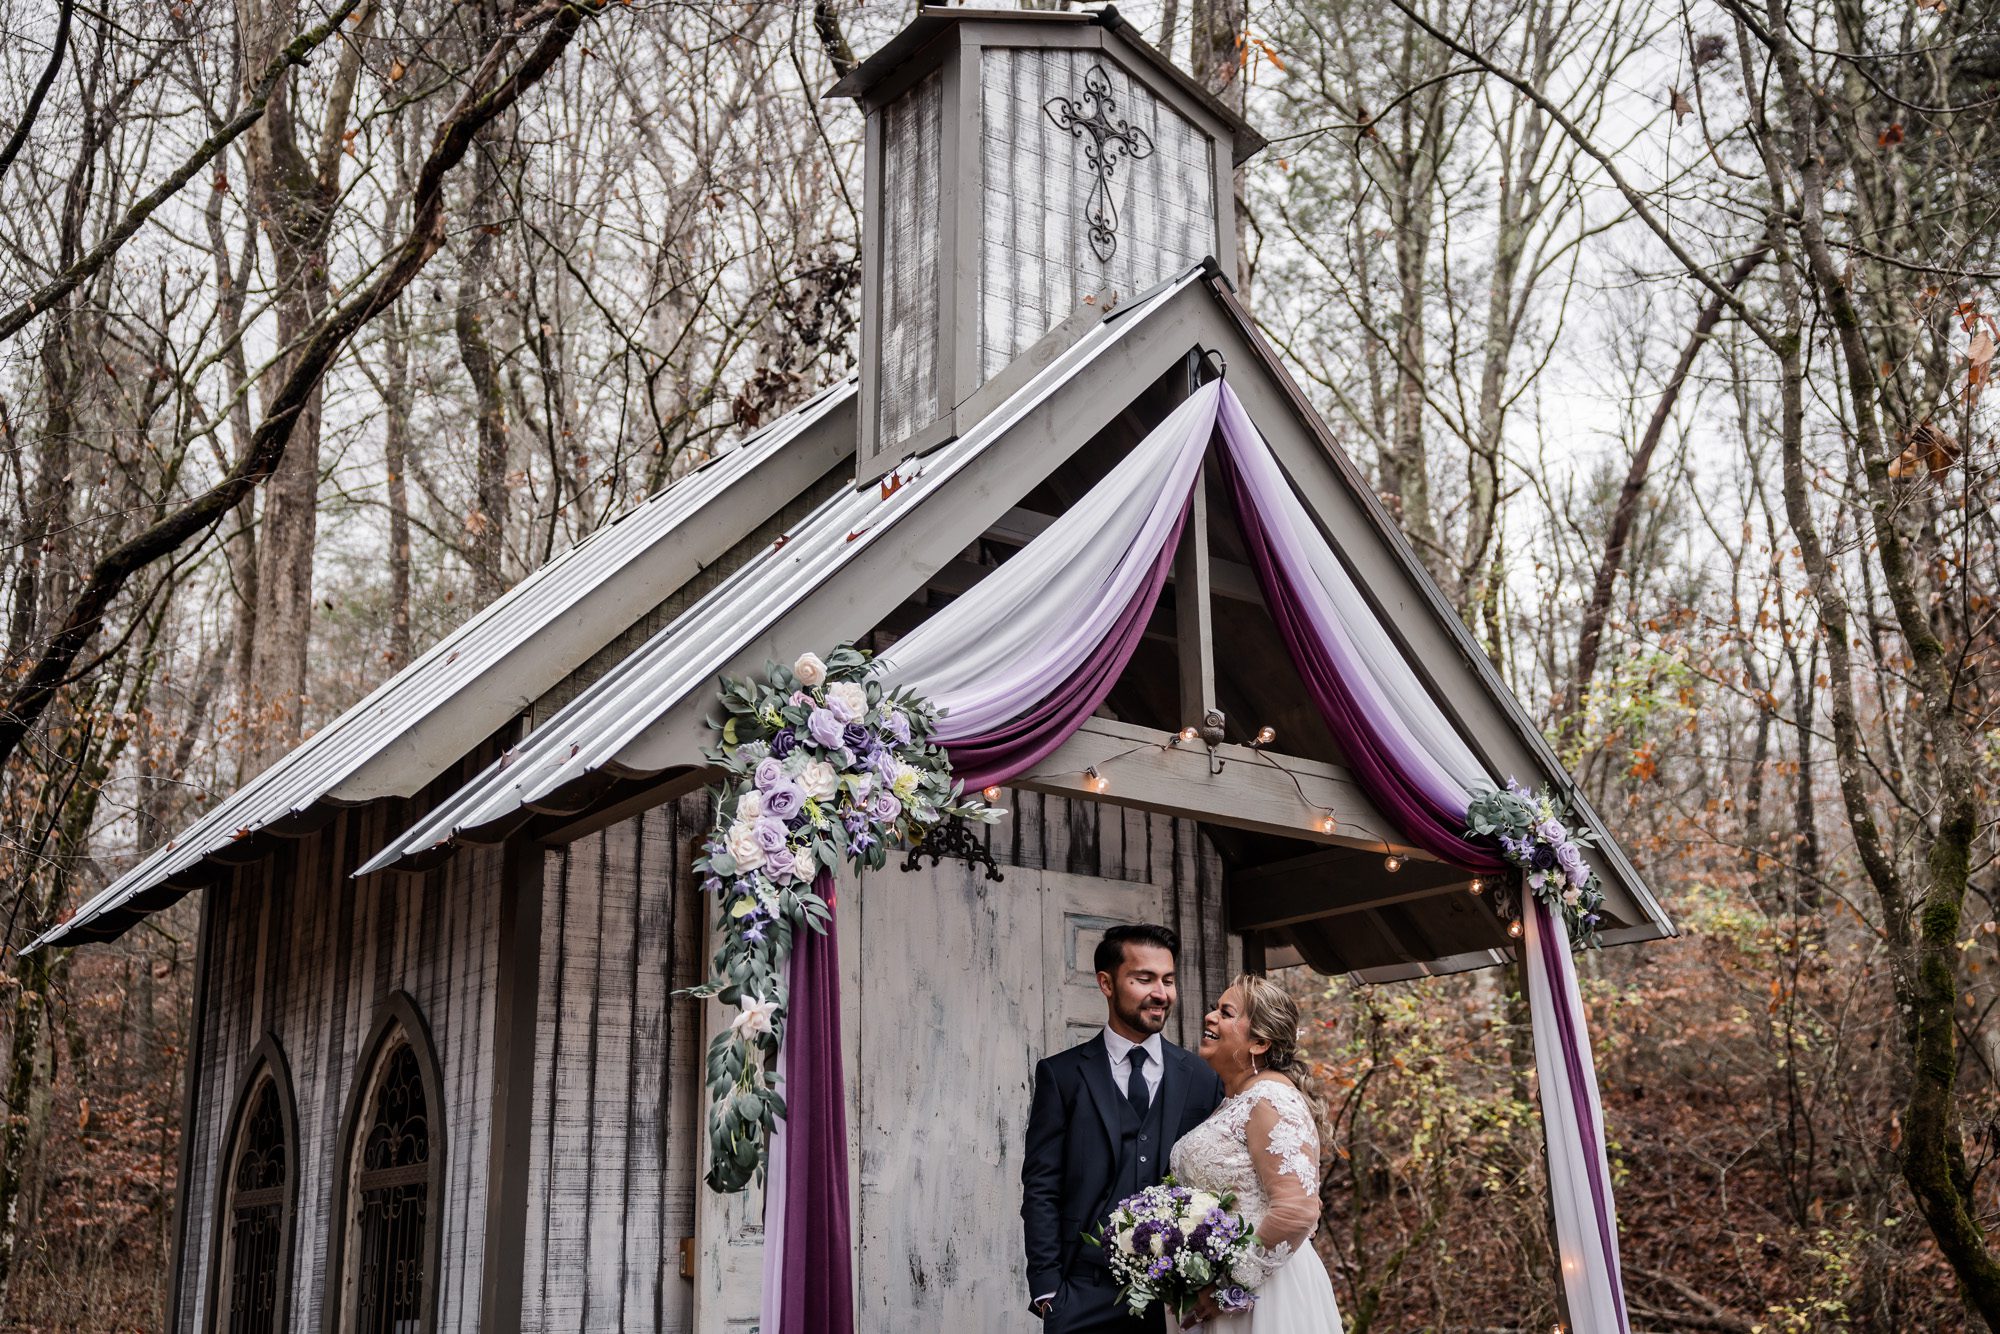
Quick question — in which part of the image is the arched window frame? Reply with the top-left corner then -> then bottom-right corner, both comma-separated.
206,1033 -> 299,1334
326,993 -> 446,1334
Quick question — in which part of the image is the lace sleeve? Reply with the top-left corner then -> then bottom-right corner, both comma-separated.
1229,1082 -> 1322,1288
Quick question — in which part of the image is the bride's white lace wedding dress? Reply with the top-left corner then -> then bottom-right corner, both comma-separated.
1169,1076 -> 1344,1331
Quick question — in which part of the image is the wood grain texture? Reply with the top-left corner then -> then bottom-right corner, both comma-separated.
173,806 -> 503,1334
521,796 -> 704,1334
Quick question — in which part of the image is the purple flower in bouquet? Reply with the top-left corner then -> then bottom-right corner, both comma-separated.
1529,841 -> 1558,872
849,828 -> 877,855
700,875 -> 723,895
842,721 -> 871,751
754,816 -> 789,853
871,749 -> 899,786
841,808 -> 870,836
788,690 -> 812,708
754,757 -> 785,791
742,917 -> 768,944
764,780 -> 804,821
1215,1286 -> 1254,1314
1535,817 -> 1568,844
769,728 -> 797,759
1499,832 -> 1531,863
870,791 -> 902,824
765,846 -> 796,880
807,708 -> 845,749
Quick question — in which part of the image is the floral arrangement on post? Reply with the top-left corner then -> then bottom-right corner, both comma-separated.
1464,778 -> 1608,946
687,644 -> 1000,1193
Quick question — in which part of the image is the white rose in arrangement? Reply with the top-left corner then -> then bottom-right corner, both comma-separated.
800,759 -> 840,802
1189,1190 -> 1221,1217
725,821 -> 766,871
891,762 -> 920,799
792,845 -> 817,883
736,789 -> 764,821
730,995 -> 780,1041
827,680 -> 869,722
792,653 -> 828,688
1561,885 -> 1583,908
1116,1229 -> 1137,1255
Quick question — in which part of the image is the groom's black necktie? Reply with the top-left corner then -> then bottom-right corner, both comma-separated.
1126,1046 -> 1150,1116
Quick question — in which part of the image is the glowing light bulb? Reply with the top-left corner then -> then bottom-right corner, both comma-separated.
981,786 -> 1001,802
1508,919 -> 1524,939
1178,726 -> 1200,743
1317,814 -> 1338,834
1086,766 -> 1108,793
1382,853 -> 1403,873
1468,877 -> 1485,895
1254,725 -> 1276,745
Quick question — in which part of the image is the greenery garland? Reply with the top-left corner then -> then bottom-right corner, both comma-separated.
1465,779 -> 1608,947
686,644 -> 999,1193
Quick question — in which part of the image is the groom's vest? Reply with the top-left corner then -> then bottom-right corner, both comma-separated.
1088,1079 -> 1168,1267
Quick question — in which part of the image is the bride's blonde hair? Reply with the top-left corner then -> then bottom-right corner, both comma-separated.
1231,973 -> 1333,1150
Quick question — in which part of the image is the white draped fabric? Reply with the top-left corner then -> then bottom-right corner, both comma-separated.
873,381 -> 1219,737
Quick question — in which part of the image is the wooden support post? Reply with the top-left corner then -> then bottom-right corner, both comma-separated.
1174,465 -> 1215,732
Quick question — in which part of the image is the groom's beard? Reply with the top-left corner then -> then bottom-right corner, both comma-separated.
1116,995 -> 1171,1036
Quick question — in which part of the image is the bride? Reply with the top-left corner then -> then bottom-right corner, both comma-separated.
1170,975 -> 1344,1332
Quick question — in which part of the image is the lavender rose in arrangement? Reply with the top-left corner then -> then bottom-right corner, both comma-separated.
1094,1179 -> 1261,1322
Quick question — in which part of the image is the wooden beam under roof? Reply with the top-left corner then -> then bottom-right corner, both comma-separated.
1007,716 -> 1424,855
1225,846 -> 1479,933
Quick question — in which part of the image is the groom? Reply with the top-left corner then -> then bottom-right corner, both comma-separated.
1022,923 -> 1225,1331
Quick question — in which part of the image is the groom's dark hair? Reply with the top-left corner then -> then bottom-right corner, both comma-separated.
1095,923 -> 1180,976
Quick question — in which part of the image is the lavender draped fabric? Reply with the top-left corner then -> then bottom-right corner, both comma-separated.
761,871 -> 853,1334
943,502 -> 1189,792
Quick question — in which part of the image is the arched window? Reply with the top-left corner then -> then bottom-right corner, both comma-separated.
330,996 -> 443,1334
208,1038 -> 297,1334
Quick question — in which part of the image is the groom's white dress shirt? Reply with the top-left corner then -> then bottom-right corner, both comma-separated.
1103,1025 -> 1164,1103
1033,1027 -> 1167,1311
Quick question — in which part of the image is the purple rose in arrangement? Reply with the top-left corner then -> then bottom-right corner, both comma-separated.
769,728 -> 797,758
882,708 -> 911,744
1215,1286 -> 1255,1314
764,780 -> 804,821
754,816 -> 789,853
1529,841 -> 1558,872
842,721 -> 871,751
765,846 -> 796,880
754,757 -> 785,791
1535,817 -> 1568,844
807,708 -> 846,749
872,749 -> 899,785
870,791 -> 902,824
1555,840 -> 1587,886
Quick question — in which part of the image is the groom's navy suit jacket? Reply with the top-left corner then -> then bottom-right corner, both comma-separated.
1022,1032 -> 1225,1324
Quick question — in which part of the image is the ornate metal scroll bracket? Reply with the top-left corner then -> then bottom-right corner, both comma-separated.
901,814 -> 1004,882
1044,62 -> 1154,263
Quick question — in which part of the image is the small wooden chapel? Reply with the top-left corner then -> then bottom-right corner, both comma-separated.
33,8 -> 1672,1333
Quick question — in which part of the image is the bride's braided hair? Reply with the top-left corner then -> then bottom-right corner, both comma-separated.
1231,973 -> 1334,1149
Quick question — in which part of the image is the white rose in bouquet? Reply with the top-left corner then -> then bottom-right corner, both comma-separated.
826,680 -> 869,722
792,653 -> 827,687
736,790 -> 764,821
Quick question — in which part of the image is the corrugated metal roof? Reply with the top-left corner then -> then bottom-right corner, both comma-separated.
30,378 -> 858,951
357,269 -> 1209,875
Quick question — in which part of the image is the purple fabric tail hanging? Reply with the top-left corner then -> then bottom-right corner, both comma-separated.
774,870 -> 854,1334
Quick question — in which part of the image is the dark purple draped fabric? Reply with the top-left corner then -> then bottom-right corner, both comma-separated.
778,871 -> 853,1334
1217,449 -> 1503,871
944,501 -> 1192,792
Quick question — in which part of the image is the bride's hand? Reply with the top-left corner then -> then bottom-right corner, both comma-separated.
1180,1288 -> 1222,1328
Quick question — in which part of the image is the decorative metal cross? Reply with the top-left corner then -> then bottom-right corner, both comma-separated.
1044,63 -> 1154,263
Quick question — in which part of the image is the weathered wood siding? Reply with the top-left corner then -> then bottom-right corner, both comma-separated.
175,806 -> 504,1334
521,797 -> 706,1333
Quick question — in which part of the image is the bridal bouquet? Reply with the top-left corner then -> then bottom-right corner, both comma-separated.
1095,1179 -> 1260,1321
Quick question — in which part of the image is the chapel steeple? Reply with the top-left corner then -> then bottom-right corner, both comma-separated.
831,6 -> 1263,479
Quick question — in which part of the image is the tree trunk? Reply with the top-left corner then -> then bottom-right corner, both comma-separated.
455,125 -> 510,605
